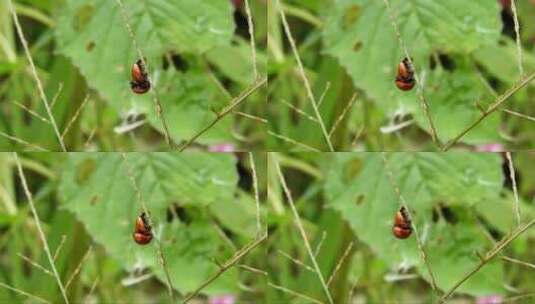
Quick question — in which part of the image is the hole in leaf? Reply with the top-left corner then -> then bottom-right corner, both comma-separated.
86,41 -> 95,52
355,194 -> 365,206
90,195 -> 100,205
352,40 -> 363,52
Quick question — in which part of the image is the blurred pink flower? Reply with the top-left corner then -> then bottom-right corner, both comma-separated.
477,295 -> 503,304
208,143 -> 236,152
498,0 -> 510,9
475,143 -> 504,152
231,0 -> 243,9
209,295 -> 235,304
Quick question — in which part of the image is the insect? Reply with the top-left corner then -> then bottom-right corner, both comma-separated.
395,57 -> 416,91
133,212 -> 153,245
392,206 -> 412,239
130,59 -> 151,94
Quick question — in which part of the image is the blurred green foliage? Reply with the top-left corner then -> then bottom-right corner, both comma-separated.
268,152 -> 535,303
0,152 -> 266,303
268,0 -> 535,151
0,0 -> 266,151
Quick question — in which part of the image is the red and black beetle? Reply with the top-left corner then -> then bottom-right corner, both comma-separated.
130,59 -> 151,94
133,212 -> 153,245
392,206 -> 412,239
395,57 -> 416,91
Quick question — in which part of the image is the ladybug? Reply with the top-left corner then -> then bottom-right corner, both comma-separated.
131,80 -> 151,94
395,57 -> 415,91
130,59 -> 151,94
392,206 -> 412,239
133,212 -> 153,245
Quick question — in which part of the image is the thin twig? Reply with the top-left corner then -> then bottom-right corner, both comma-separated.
243,0 -> 258,79
317,82 -> 331,108
442,70 -> 535,150
249,153 -> 262,235
8,0 -> 66,151
351,125 -> 366,147
61,95 -> 90,139
121,153 -> 148,215
273,155 -> 334,304
238,264 -> 268,276
510,0 -> 524,78
439,217 -> 535,303
178,77 -> 267,151
281,100 -> 319,123
268,131 -> 321,152
65,246 -> 92,289
12,101 -> 50,124
87,277 -> 99,298
381,153 -> 439,294
53,235 -> 67,262
268,282 -> 325,304
156,241 -> 175,300
49,83 -> 64,110
277,250 -> 316,273
84,127 -> 98,148
211,219 -> 237,251
0,131 -> 49,151
183,233 -> 267,303
314,231 -> 327,257
347,280 -> 358,304
275,0 -> 334,151
327,242 -> 353,287
152,89 -> 175,148
382,0 -> 440,146
120,153 -> 175,301
505,152 -> 521,226
501,256 -> 535,270
116,0 -> 174,148
233,111 -> 267,123
329,93 -> 358,138
13,153 -> 69,303
17,253 -> 53,276
503,292 -> 535,303
0,282 -> 50,304
502,108 -> 535,123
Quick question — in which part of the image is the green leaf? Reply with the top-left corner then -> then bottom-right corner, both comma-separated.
474,39 -> 535,85
415,67 -> 501,144
323,0 -> 501,142
55,0 -> 235,143
206,40 -> 268,85
145,69 -> 234,143
58,153 -> 242,294
325,153 -> 505,295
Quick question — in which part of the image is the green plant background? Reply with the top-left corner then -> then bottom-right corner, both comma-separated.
0,0 -> 266,151
268,152 -> 535,303
268,0 -> 535,151
0,152 -> 266,303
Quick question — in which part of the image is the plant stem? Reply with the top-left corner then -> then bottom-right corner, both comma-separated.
178,77 -> 267,151
182,233 -> 267,303
442,70 -> 535,150
13,153 -> 69,303
273,154 -> 334,304
274,0 -> 334,151
438,217 -> 535,303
